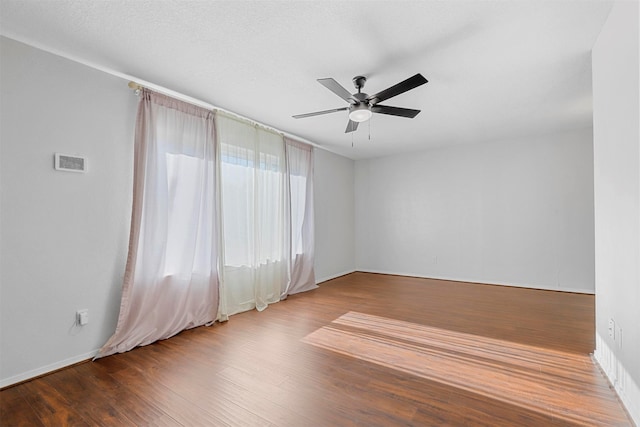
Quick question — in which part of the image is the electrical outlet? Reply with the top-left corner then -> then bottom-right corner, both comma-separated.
77,309 -> 89,326
617,326 -> 623,348
608,318 -> 615,340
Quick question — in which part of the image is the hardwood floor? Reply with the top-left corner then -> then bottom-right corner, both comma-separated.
1,272 -> 632,426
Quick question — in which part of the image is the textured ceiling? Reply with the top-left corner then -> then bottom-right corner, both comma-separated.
0,1 -> 612,159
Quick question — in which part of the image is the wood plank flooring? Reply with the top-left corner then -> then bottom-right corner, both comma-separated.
1,272 -> 632,426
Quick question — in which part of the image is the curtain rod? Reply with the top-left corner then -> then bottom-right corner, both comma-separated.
1,35 -> 338,156
127,81 -> 326,151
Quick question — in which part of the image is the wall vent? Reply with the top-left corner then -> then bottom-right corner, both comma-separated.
54,153 -> 87,173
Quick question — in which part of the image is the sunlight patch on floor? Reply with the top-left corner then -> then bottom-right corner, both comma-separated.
302,311 -> 624,426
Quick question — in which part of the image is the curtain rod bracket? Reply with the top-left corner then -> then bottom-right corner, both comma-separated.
128,81 -> 142,95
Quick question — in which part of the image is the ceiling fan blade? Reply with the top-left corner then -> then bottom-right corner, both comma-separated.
367,73 -> 428,105
293,107 -> 348,119
318,78 -> 356,103
345,119 -> 359,133
371,105 -> 421,118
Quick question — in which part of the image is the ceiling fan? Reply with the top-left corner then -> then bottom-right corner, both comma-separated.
293,73 -> 428,133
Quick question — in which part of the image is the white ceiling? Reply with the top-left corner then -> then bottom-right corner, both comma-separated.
0,1 -> 612,160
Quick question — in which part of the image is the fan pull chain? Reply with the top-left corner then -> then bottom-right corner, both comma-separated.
368,115 -> 371,141
351,130 -> 354,147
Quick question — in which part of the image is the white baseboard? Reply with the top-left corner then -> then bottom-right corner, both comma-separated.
594,332 -> 640,426
316,269 -> 356,285
0,272 -> 596,390
0,349 -> 99,389
355,269 -> 595,294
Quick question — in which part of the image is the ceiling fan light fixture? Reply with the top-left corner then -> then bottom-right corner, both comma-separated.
293,73 -> 427,133
349,104 -> 372,122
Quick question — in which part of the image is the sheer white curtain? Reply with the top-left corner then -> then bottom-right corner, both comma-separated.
97,89 -> 220,358
216,116 -> 316,317
284,138 -> 317,295
217,113 -> 288,317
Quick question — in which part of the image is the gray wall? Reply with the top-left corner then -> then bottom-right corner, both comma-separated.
0,36 -> 136,386
355,128 -> 595,293
592,1 -> 640,423
313,148 -> 356,282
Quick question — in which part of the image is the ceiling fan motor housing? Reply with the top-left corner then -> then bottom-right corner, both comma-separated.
351,76 -> 371,122
352,92 -> 369,103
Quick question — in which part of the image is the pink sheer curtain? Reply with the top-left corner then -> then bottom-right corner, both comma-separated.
284,138 -> 317,295
97,89 -> 220,358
